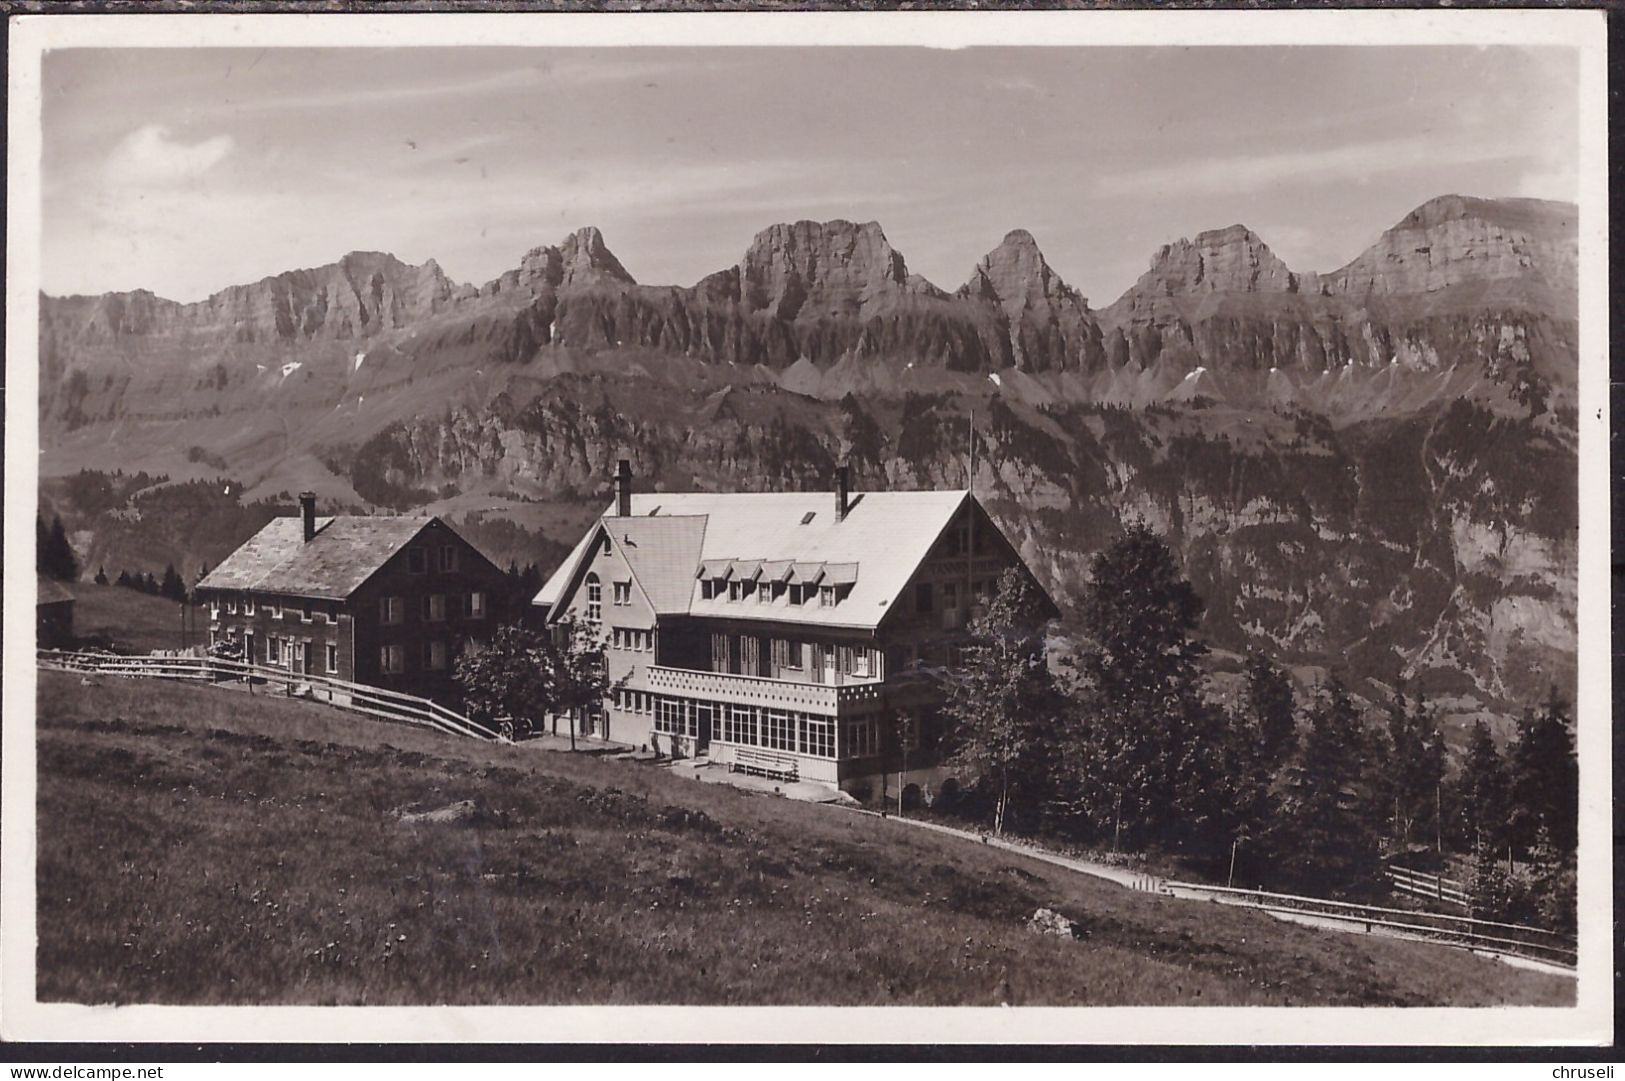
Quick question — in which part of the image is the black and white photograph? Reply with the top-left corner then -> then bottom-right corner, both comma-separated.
1,8 -> 1610,1048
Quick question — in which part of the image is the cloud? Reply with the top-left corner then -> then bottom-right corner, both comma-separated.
1090,135 -> 1508,200
1516,163 -> 1577,204
103,124 -> 234,186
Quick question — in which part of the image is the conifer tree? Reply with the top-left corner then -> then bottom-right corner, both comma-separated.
94,566 -> 108,586
1071,523 -> 1234,852
1457,720 -> 1510,855
1267,677 -> 1384,897
1508,689 -> 1578,857
38,514 -> 79,581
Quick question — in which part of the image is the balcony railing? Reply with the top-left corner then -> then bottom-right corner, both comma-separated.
642,665 -> 883,714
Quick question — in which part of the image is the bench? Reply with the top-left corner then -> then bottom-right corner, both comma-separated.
730,745 -> 799,782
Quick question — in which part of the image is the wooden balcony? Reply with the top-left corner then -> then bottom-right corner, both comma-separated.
642,665 -> 883,714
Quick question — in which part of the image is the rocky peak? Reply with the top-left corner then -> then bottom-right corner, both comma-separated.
714,219 -> 916,319
557,226 -> 636,287
1326,195 -> 1578,299
1138,224 -> 1298,297
958,228 -> 1083,315
507,226 -> 636,294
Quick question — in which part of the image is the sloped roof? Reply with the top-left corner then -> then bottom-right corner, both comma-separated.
613,515 -> 708,615
37,575 -> 74,606
197,515 -> 435,600
536,489 -> 972,630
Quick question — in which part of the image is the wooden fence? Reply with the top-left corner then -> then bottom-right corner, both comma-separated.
38,648 -> 505,744
1387,864 -> 1470,907
1163,879 -> 1576,969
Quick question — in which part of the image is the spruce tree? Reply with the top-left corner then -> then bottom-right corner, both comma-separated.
1458,720 -> 1510,855
160,563 -> 185,602
1243,650 -> 1297,764
1072,523 -> 1232,852
39,514 -> 79,581
94,565 -> 108,586
1509,689 -> 1578,857
1267,677 -> 1384,897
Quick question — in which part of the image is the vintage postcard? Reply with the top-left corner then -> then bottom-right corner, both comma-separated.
2,8 -> 1610,1047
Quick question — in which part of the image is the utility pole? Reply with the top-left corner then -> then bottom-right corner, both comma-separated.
1228,838 -> 1239,889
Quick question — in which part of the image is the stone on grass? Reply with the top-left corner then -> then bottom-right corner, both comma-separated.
397,799 -> 478,824
1027,907 -> 1087,940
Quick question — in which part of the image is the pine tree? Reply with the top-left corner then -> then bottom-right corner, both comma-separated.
1071,523 -> 1231,851
116,569 -> 133,588
38,514 -> 79,581
1509,689 -> 1578,857
160,563 -> 185,602
94,565 -> 108,586
1267,677 -> 1384,897
941,567 -> 1061,836
1457,720 -> 1510,855
1243,649 -> 1297,764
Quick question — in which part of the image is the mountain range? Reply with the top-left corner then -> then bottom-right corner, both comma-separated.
37,194 -> 1579,730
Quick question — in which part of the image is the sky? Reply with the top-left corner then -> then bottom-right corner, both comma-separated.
39,45 -> 1580,306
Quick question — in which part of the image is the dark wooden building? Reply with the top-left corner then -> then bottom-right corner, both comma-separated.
195,493 -> 511,702
37,575 -> 75,649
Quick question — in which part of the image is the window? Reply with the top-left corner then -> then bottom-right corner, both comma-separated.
325,643 -> 339,673
267,637 -> 281,664
711,633 -> 732,674
468,591 -> 486,619
439,545 -> 459,573
225,598 -> 237,615
301,603 -> 313,623
585,575 -> 602,623
819,585 -> 836,608
852,648 -> 872,678
728,580 -> 742,601
915,581 -> 933,613
721,703 -> 758,746
799,714 -> 834,758
757,582 -> 770,604
844,718 -> 878,759
379,596 -> 403,625
600,534 -> 612,556
379,644 -> 405,674
943,582 -> 959,612
424,640 -> 447,671
613,581 -> 632,606
407,547 -> 427,574
774,638 -> 803,671
654,697 -> 698,738
762,709 -> 795,752
424,594 -> 447,622
269,602 -> 282,619
244,597 -> 256,616
208,601 -> 220,620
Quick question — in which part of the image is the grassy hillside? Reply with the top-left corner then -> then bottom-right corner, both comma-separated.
61,582 -> 197,654
35,671 -> 1572,1007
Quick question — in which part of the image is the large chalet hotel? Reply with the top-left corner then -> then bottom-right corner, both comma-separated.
536,461 -> 1055,797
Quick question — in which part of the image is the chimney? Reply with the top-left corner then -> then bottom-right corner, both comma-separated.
835,462 -> 851,522
613,459 -> 633,517
299,491 -> 316,542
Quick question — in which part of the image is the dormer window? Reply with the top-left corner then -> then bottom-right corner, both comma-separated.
819,585 -> 836,608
